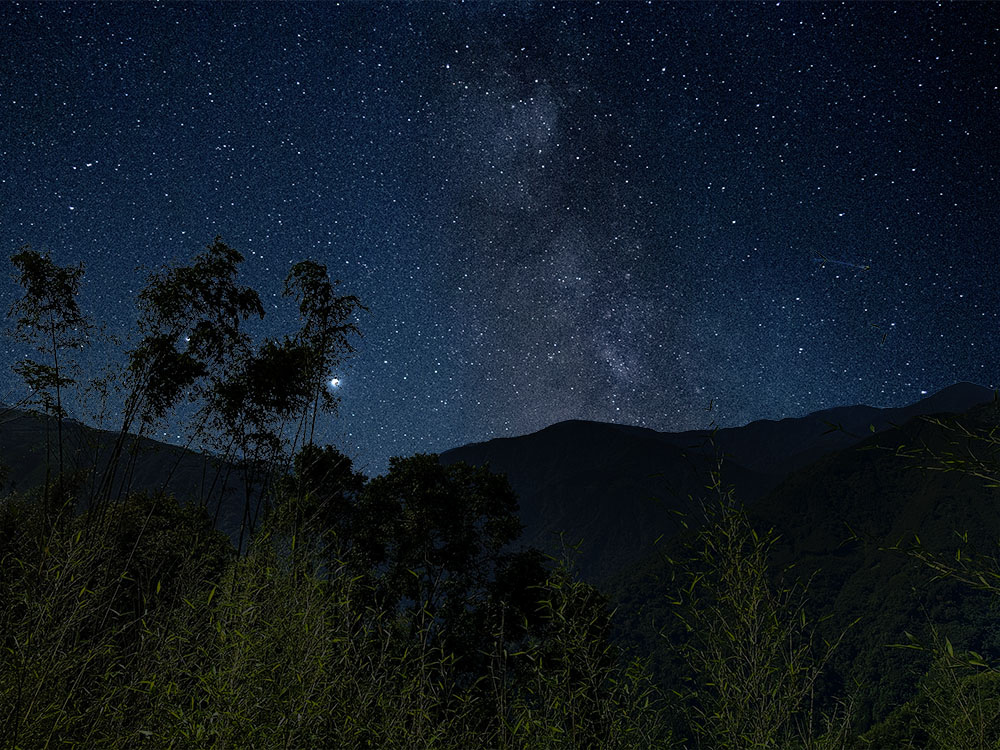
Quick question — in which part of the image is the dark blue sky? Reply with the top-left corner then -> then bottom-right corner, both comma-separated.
3,2 -> 998,475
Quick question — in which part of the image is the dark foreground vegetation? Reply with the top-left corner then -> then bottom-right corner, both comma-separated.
2,239 -> 1000,747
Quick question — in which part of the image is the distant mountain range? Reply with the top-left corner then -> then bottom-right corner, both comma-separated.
0,406 -> 253,548
6,382 -> 1000,730
606,387 -> 1000,728
4,382 -> 995,580
441,382 -> 998,585
442,382 -> 1000,728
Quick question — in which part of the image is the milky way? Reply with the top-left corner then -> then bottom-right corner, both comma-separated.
3,3 -> 998,474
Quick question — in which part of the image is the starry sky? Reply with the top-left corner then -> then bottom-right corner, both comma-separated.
3,2 -> 999,476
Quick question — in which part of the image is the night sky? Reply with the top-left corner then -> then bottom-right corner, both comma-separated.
3,2 -> 998,476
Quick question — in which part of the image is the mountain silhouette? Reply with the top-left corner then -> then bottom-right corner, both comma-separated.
441,382 -> 997,585
3,382 -> 995,585
605,389 -> 1000,728
5,383 -> 999,731
0,405 -> 254,549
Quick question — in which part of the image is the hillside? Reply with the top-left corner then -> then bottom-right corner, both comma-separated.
605,396 -> 1000,729
5,383 -> 994,586
0,405 -> 253,549
441,382 -> 997,585
5,385 -> 1000,733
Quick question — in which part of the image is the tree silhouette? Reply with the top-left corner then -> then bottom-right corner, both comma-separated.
206,257 -> 365,547
282,259 -> 364,446
83,237 -> 266,529
1,238 -> 671,747
354,454 -> 554,688
7,246 -> 91,522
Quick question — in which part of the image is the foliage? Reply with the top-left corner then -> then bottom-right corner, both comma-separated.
860,642 -> 1000,749
264,442 -> 368,566
355,454 -> 524,626
78,238 -> 366,549
603,404 -> 1000,735
267,448 -> 559,697
7,246 -> 92,522
25,235 -> 1000,748
0,475 -> 674,748
664,464 -> 854,749
128,236 -> 264,427
282,259 -> 365,444
7,245 -> 90,420
854,403 -> 1000,748
1,238 -> 673,748
481,541 -> 673,748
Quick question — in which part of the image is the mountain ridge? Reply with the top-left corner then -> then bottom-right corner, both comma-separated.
3,382 -> 995,583
440,382 -> 997,583
605,393 -> 1000,728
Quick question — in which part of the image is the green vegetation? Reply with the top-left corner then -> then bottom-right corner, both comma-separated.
0,241 -> 668,748
3,238 -> 1000,747
664,462 -> 855,749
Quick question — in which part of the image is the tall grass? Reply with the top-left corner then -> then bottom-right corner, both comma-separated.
0,484 -> 673,749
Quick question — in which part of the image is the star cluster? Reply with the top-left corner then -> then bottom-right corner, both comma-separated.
3,2 -> 998,474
